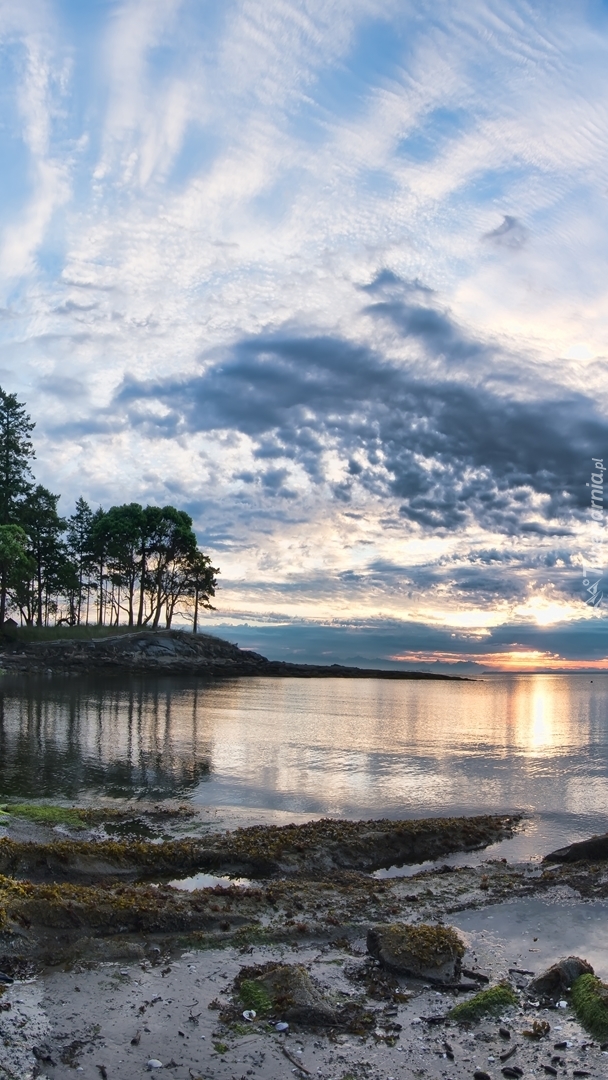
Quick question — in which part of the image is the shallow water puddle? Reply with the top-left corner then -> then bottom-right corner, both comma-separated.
168,871 -> 252,890
452,896 -> 608,981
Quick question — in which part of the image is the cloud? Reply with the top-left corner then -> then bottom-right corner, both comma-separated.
482,214 -> 528,250
206,614 -> 608,670
114,282 -> 608,535
2,0 -> 608,652
37,373 -> 87,400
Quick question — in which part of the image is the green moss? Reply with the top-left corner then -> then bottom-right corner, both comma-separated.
0,804 -> 86,828
378,923 -> 465,967
449,982 -> 518,1023
213,1042 -> 229,1054
239,979 -> 272,1015
571,973 -> 608,1039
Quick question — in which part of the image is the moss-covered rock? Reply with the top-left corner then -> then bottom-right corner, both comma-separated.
234,963 -> 336,1026
449,982 -> 518,1023
367,922 -> 465,983
528,956 -> 593,1002
571,973 -> 608,1039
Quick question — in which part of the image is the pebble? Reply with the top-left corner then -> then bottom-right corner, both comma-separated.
557,1000 -> 567,1008
276,1022 -> 289,1031
147,1060 -> 163,1070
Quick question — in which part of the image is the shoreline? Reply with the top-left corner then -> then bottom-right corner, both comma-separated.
1,807 -> 608,1078
0,628 -> 468,680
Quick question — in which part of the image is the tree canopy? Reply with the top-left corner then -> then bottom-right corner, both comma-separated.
0,390 -> 219,628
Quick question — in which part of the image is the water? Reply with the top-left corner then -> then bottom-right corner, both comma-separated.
1,672 -> 608,859
453,897 -> 608,982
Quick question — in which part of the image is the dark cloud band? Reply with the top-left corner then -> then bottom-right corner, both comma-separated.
115,276 -> 608,534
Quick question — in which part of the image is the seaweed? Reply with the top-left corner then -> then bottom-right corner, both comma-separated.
449,982 -> 518,1022
369,922 -> 464,968
0,804 -> 87,829
571,973 -> 608,1040
239,979 -> 273,1015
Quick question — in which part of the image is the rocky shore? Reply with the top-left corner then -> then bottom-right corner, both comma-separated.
0,628 -> 466,679
1,807 -> 608,1079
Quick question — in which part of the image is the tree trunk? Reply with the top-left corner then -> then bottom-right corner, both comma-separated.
137,545 -> 147,625
0,567 -> 6,624
36,553 -> 43,626
193,586 -> 199,633
98,562 -> 104,625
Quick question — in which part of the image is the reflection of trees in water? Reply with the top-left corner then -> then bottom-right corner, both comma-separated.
0,676 -> 213,799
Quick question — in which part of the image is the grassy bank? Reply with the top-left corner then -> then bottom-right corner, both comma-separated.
0,624 -> 150,644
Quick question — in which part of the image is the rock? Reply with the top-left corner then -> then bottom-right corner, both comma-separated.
367,923 -> 465,984
147,1061 -> 163,1070
528,957 -> 594,1001
236,962 -> 336,1026
544,833 -> 608,863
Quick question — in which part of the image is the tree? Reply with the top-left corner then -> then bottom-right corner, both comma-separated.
103,503 -> 146,626
0,524 -> 32,624
18,486 -> 66,626
185,551 -> 218,632
144,507 -> 198,628
89,508 -> 110,626
66,498 -> 94,624
0,389 -> 35,621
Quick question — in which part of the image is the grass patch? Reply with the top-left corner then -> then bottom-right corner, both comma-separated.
1,624 -> 138,644
449,982 -> 518,1023
571,973 -> 608,1040
0,804 -> 86,828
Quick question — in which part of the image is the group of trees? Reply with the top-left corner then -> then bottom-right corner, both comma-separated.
0,389 -> 218,629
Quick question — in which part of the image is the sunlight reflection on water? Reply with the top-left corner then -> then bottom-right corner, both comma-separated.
1,672 -> 607,859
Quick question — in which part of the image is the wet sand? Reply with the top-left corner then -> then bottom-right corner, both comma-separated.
1,807 -> 608,1079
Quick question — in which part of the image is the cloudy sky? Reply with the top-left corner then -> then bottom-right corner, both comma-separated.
1,0 -> 608,671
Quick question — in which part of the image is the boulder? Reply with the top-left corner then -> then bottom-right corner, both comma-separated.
528,956 -> 594,1001
367,922 -> 465,984
544,834 -> 608,863
236,963 -> 336,1026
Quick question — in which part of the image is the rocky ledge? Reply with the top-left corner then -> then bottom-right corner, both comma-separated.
0,628 -> 466,679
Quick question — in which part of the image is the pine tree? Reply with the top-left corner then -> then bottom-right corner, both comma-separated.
0,389 -> 35,622
67,498 -> 94,624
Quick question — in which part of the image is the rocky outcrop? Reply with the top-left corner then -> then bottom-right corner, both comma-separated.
0,629 -> 266,677
0,813 -> 520,882
544,834 -> 608,863
0,629 -> 466,679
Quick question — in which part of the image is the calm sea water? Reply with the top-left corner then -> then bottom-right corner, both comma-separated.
1,673 -> 608,860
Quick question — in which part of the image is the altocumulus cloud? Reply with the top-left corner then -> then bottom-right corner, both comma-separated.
115,276 -> 608,536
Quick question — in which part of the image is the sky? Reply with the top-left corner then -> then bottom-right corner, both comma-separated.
1,0 -> 608,671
